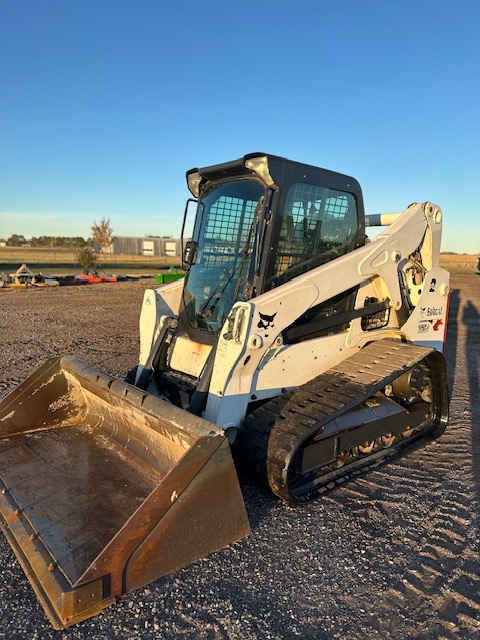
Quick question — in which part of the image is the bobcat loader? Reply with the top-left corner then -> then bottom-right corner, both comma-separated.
0,153 -> 450,628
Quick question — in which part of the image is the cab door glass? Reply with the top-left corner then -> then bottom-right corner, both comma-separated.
183,179 -> 265,334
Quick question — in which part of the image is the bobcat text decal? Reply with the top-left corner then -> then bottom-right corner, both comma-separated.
420,306 -> 443,318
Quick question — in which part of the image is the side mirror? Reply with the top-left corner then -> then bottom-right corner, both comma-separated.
183,240 -> 198,267
181,199 -> 203,269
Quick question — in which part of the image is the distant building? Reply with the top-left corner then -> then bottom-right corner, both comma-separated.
105,236 -> 181,256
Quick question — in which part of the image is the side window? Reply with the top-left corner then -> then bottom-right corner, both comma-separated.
272,182 -> 358,285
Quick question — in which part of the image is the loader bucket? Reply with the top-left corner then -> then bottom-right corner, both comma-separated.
0,356 -> 250,629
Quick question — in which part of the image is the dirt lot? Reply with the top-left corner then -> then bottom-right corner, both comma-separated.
0,275 -> 478,640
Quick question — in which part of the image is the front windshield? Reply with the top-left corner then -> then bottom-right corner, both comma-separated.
183,179 -> 265,335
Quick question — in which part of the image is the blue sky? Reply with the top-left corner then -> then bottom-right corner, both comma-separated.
1,0 -> 479,253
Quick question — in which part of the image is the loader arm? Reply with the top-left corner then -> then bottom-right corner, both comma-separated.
204,201 -> 449,428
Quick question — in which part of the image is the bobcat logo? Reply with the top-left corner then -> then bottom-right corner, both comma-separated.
257,311 -> 277,330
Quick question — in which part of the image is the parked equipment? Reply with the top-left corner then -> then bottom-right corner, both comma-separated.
155,266 -> 184,285
74,272 -> 101,284
0,264 -> 59,288
0,153 -> 450,628
74,271 -> 117,284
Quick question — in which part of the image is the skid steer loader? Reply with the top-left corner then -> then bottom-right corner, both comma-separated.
0,153 -> 450,628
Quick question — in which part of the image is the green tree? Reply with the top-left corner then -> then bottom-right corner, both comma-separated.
91,218 -> 114,252
6,234 -> 26,246
77,246 -> 98,273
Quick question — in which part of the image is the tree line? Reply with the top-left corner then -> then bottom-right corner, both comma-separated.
2,219 -> 115,273
3,235 -> 88,247
2,219 -> 114,250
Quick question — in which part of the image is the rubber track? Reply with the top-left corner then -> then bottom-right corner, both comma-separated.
237,339 -> 447,504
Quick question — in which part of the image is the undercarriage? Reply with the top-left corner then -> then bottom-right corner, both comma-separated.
236,339 -> 449,504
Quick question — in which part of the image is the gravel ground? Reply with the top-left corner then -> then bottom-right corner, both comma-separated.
0,274 -> 479,640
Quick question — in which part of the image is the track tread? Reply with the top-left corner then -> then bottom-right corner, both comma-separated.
237,339 -> 448,504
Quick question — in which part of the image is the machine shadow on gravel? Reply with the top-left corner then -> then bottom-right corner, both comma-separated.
445,289 -> 460,391
446,286 -> 480,534
462,298 -> 480,533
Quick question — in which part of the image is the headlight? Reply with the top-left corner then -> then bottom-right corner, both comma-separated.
244,156 -> 274,186
187,171 -> 202,198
